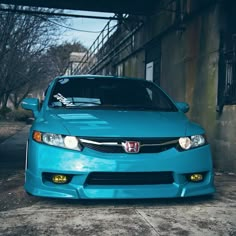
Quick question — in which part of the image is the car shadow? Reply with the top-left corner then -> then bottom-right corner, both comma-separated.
38,194 -> 216,209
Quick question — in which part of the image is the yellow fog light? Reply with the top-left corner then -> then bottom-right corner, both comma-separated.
190,174 -> 203,182
52,174 -> 68,184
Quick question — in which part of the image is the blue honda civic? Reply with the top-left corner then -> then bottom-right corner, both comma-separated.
21,75 -> 215,199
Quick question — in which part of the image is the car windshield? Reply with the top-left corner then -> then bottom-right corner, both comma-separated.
48,77 -> 177,111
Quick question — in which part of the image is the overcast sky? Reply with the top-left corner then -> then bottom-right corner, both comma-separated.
60,11 -> 115,48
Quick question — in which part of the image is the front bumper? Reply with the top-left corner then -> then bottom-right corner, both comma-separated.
25,141 -> 215,199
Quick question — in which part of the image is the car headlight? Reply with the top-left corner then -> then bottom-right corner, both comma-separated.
33,131 -> 82,151
178,135 -> 206,150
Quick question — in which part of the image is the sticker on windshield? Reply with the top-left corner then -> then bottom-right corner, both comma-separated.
54,93 -> 75,106
58,78 -> 69,84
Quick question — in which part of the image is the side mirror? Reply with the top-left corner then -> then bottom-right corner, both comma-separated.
175,102 -> 190,113
21,98 -> 40,117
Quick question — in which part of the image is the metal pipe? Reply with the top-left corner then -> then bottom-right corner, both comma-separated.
0,7 -> 118,20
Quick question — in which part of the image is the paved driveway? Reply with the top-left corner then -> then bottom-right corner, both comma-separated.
0,127 -> 235,236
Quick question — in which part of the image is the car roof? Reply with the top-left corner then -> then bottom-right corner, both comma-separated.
55,74 -> 144,81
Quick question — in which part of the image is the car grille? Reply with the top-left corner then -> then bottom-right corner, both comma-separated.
85,172 -> 174,185
80,137 -> 179,153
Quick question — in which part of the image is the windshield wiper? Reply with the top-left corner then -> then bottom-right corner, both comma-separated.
64,101 -> 101,108
49,101 -> 100,108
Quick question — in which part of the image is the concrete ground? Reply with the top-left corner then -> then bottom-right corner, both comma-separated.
0,126 -> 235,236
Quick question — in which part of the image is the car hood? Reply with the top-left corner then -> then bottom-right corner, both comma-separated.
36,109 -> 204,138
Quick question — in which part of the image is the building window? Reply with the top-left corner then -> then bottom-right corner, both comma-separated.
217,33 -> 236,112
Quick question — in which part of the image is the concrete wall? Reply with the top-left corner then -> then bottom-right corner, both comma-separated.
213,106 -> 236,172
160,4 -> 221,168
123,51 -> 145,78
160,2 -> 236,172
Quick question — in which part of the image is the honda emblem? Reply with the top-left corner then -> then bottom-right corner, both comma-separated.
122,141 -> 140,153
